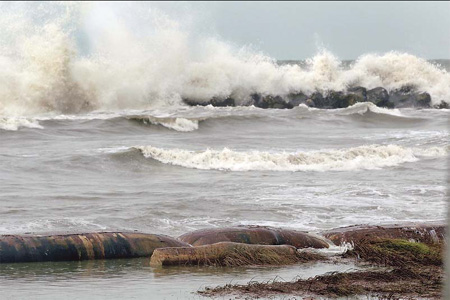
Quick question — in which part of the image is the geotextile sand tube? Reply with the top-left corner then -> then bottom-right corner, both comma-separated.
178,226 -> 329,249
322,223 -> 445,246
0,232 -> 189,263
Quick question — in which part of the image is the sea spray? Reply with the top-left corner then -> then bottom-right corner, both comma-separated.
0,2 -> 449,117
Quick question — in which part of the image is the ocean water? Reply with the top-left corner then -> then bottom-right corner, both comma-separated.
1,104 -> 448,237
0,2 -> 449,299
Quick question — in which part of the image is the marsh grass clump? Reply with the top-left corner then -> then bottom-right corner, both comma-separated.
221,247 -> 324,267
344,238 -> 443,267
150,242 -> 325,267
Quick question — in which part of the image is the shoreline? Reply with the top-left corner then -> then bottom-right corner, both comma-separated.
0,222 -> 446,299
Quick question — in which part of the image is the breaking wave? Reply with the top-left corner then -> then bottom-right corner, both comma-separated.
0,117 -> 43,131
333,102 -> 404,117
135,144 -> 449,172
0,2 -> 449,117
128,116 -> 199,132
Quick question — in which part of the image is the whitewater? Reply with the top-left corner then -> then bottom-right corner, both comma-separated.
136,144 -> 448,172
0,2 -> 449,300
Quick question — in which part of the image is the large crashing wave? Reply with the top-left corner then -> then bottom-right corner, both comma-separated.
0,2 -> 449,117
136,144 -> 448,172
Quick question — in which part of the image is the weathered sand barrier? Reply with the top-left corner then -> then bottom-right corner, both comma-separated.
322,223 -> 445,246
150,242 -> 323,267
178,226 -> 329,249
1,223 -> 444,264
0,232 -> 189,263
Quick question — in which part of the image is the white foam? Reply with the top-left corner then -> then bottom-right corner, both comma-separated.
336,102 -> 404,117
135,144 -> 448,172
0,218 -> 108,234
96,146 -> 131,154
0,117 -> 43,131
0,3 -> 448,117
413,146 -> 449,157
300,243 -> 352,257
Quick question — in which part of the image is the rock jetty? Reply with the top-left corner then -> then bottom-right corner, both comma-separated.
183,86 -> 448,109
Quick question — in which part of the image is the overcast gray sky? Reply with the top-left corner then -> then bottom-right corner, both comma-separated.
156,1 -> 450,60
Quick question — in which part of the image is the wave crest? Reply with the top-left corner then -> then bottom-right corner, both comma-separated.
335,102 -> 404,117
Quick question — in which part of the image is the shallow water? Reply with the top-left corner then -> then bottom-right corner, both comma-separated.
0,258 -> 367,300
